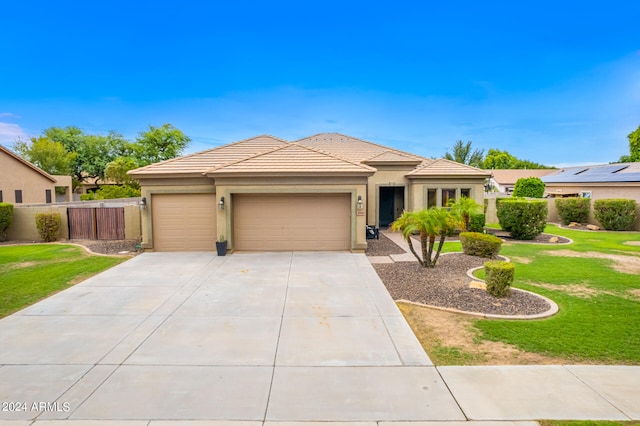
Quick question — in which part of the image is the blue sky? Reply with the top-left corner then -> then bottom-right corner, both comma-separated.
1,1 -> 639,167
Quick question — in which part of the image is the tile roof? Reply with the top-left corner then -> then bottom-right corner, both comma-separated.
364,150 -> 424,165
542,163 -> 640,183
207,143 -> 375,175
129,135 -> 289,176
490,169 -> 556,185
406,158 -> 491,177
0,144 -> 57,183
295,132 -> 426,163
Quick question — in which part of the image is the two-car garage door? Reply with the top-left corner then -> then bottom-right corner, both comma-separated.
233,194 -> 350,251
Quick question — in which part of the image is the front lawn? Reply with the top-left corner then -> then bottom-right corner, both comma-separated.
0,244 -> 126,318
469,225 -> 640,364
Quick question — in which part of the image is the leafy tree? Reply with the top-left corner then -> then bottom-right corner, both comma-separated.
134,123 -> 191,165
13,136 -> 77,175
619,125 -> 640,163
105,157 -> 140,188
391,208 -> 458,267
482,148 -> 551,169
43,126 -> 131,185
444,140 -> 484,168
81,185 -> 141,200
512,177 -> 545,198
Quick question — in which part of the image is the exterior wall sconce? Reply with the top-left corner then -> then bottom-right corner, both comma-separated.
139,197 -> 147,209
218,196 -> 225,211
357,195 -> 364,210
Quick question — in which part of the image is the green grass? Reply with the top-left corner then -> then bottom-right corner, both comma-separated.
460,224 -> 640,364
0,244 -> 125,318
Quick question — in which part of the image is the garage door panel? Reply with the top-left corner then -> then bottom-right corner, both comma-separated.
152,194 -> 217,251
234,194 -> 350,251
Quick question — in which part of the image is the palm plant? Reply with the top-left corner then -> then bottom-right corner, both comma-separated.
448,196 -> 482,231
391,208 -> 458,267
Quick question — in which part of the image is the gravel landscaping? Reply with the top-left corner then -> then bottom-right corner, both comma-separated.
366,233 -> 552,316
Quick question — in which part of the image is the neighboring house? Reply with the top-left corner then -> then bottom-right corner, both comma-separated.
0,144 -> 72,204
542,162 -> 640,230
129,133 -> 490,252
488,169 -> 556,194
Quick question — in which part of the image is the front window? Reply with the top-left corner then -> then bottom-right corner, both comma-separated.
442,189 -> 456,207
427,189 -> 437,209
461,188 -> 471,198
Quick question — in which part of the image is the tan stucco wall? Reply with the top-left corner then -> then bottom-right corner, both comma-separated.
0,152 -> 56,204
366,167 -> 414,225
7,205 -> 69,241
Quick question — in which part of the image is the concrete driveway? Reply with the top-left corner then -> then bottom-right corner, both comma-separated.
1,251 -> 638,424
0,252 -> 462,422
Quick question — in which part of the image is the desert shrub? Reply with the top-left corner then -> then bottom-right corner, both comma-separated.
512,177 -> 545,198
484,260 -> 514,298
555,197 -> 591,225
469,213 -> 486,232
35,213 -> 62,242
593,199 -> 637,231
460,232 -> 502,258
497,199 -> 548,240
0,203 -> 13,241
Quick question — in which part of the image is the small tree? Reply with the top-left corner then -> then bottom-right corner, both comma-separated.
0,203 -> 14,242
35,213 -> 62,242
391,208 -> 458,267
512,177 -> 545,198
555,197 -> 591,225
448,196 -> 482,231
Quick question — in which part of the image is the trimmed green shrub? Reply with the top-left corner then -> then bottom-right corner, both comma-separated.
35,213 -> 62,242
555,197 -> 591,225
484,260 -> 514,298
512,177 -> 545,198
497,199 -> 548,240
460,232 -> 502,258
593,199 -> 637,231
469,213 -> 486,232
0,203 -> 14,242
81,185 -> 141,201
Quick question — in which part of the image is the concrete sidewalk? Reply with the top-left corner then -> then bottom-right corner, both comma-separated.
0,251 -> 638,425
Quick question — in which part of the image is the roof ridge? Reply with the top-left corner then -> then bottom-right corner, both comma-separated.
294,132 -> 428,162
0,144 -> 58,183
205,142 -> 376,173
129,134 -> 289,174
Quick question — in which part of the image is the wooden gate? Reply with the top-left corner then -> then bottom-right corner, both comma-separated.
68,207 -> 125,240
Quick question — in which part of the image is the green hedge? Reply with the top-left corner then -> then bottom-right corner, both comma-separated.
484,260 -> 514,298
593,199 -> 637,231
469,213 -> 486,233
35,213 -> 62,242
0,203 -> 13,242
460,232 -> 502,258
497,199 -> 548,240
512,177 -> 545,198
555,197 -> 591,225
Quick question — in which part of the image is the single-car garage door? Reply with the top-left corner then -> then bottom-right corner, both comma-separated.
234,193 -> 350,251
152,193 -> 217,251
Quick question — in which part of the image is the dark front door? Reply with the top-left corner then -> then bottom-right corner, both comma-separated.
379,186 -> 405,227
